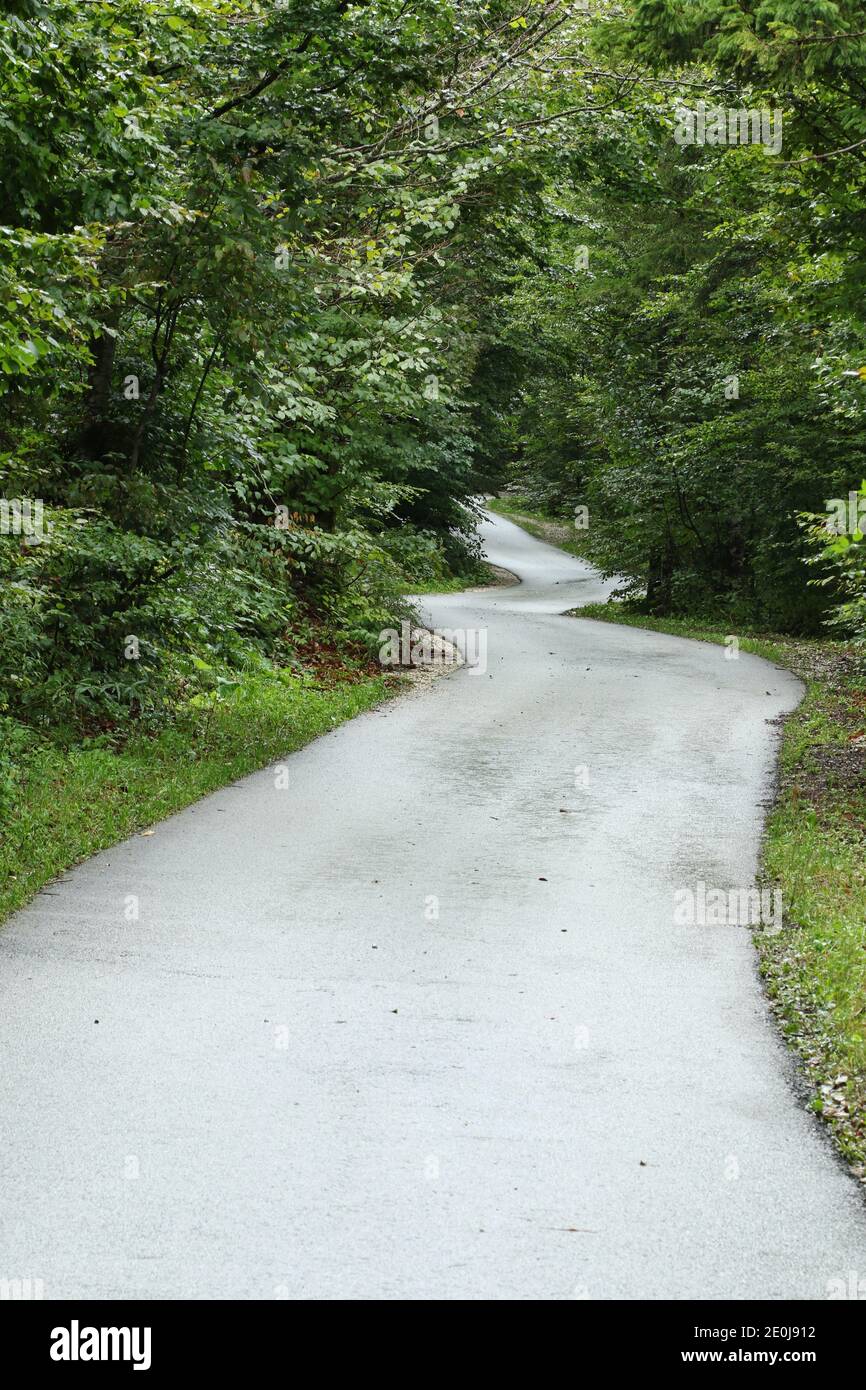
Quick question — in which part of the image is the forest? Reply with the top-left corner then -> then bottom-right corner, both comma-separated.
2,0 -> 866,1311
3,2 -> 865,753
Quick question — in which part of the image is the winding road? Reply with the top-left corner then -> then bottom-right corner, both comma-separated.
2,509 -> 865,1299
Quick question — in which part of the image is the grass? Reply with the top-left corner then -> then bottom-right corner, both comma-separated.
0,668 -> 397,926
0,546 -> 495,925
402,560 -> 501,594
1,545 -> 497,926
572,601 -> 866,1180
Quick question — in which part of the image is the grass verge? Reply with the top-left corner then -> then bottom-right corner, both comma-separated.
0,545 -> 492,927
573,601 -> 866,1181
0,668 -> 397,926
401,559 -> 505,594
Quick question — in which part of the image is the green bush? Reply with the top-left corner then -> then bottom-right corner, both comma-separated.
805,484 -> 866,647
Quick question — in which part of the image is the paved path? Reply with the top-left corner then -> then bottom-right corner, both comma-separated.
1,510 -> 865,1299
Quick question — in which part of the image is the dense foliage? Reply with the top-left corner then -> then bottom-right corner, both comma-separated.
3,0 -> 866,797
0,0 -> 600,750
488,0 -> 866,634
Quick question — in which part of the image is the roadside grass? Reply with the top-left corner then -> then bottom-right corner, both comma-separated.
402,560 -> 499,595
0,669 -> 396,926
573,600 -> 866,1179
403,574 -> 476,594
0,543 -> 496,927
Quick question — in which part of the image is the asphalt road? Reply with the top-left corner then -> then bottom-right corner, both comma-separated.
2,509 -> 865,1300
